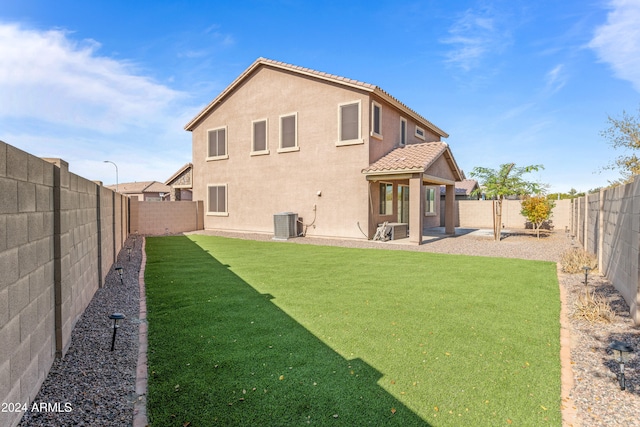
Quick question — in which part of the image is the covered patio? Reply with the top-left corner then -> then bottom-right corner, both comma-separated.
362,141 -> 464,244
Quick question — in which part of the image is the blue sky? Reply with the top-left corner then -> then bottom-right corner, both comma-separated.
1,0 -> 639,193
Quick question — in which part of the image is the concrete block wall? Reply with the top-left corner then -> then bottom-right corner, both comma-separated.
455,199 -> 571,230
573,178 -> 640,325
133,200 -> 204,235
0,140 -> 128,427
586,193 -> 599,255
1,144 -> 56,427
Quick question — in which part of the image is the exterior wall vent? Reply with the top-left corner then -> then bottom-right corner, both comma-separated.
273,212 -> 298,240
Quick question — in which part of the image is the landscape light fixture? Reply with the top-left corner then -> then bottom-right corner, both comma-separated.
109,312 -> 126,351
103,160 -> 119,193
115,266 -> 124,284
582,266 -> 591,286
126,247 -> 132,261
609,341 -> 634,391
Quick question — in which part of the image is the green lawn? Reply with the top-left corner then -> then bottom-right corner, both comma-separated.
145,235 -> 561,426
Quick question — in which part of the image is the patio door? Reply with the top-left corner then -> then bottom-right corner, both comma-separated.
397,185 -> 409,224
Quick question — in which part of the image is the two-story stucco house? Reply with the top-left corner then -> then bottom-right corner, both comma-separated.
185,58 -> 464,244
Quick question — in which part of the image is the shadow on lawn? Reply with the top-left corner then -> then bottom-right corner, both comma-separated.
146,236 -> 431,426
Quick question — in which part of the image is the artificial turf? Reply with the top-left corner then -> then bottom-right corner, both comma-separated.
145,235 -> 561,426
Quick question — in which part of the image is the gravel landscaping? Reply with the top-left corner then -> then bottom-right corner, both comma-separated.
19,236 -> 143,427
17,228 -> 640,426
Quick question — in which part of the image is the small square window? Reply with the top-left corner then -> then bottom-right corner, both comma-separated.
415,126 -> 426,140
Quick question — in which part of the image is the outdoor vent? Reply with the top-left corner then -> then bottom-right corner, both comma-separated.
273,212 -> 298,240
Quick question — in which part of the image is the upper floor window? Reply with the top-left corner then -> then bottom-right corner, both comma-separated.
338,101 -> 362,146
207,127 -> 228,160
415,126 -> 426,140
371,101 -> 382,139
279,113 -> 299,152
252,119 -> 269,155
400,117 -> 407,146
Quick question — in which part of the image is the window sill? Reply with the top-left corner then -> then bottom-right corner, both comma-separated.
424,213 -> 437,217
207,212 -> 229,217
250,150 -> 270,156
206,155 -> 229,161
336,138 -> 365,147
370,132 -> 383,141
277,146 -> 300,153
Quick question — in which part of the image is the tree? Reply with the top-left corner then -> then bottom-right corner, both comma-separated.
470,163 -> 545,241
601,106 -> 640,183
521,196 -> 555,239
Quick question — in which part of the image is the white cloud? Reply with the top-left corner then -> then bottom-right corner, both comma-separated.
0,22 -> 198,184
0,23 -> 187,133
589,0 -> 640,92
544,64 -> 567,94
441,8 -> 512,71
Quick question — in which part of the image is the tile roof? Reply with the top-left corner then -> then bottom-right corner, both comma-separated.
439,179 -> 479,195
185,57 -> 448,138
362,142 -> 448,174
164,163 -> 192,185
106,181 -> 170,193
143,181 -> 171,193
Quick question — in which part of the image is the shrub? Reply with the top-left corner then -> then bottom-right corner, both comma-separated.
560,247 -> 597,274
572,288 -> 615,323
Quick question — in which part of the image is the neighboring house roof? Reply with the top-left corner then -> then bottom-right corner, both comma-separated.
164,163 -> 193,188
106,181 -> 171,194
184,57 -> 449,138
439,179 -> 479,196
361,142 -> 464,182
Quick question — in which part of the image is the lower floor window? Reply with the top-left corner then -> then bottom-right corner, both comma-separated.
380,183 -> 393,215
424,187 -> 436,215
208,185 -> 227,214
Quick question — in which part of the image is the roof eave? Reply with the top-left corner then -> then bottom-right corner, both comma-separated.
372,88 -> 449,138
362,168 -> 424,177
185,58 -> 377,131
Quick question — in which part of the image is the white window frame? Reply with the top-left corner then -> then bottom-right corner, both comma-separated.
424,186 -> 436,216
337,100 -> 364,146
207,184 -> 228,216
399,117 -> 407,146
371,101 -> 383,140
251,118 -> 270,156
415,125 -> 426,140
278,112 -> 299,153
379,182 -> 393,216
206,126 -> 229,161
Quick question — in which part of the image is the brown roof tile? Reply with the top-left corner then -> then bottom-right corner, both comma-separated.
362,142 -> 448,174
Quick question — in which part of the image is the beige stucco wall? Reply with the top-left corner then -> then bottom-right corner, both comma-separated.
368,93 -> 441,163
191,66 -> 373,239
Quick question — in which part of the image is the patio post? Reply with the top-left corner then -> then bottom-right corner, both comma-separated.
445,184 -> 455,234
409,175 -> 424,244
